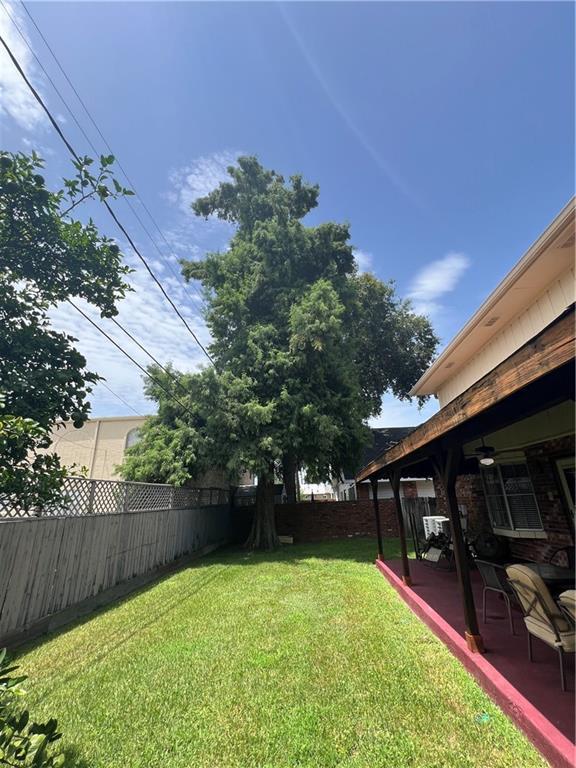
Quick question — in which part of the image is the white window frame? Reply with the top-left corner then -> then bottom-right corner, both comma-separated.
481,461 -> 546,539
125,427 -> 141,450
556,457 -> 575,513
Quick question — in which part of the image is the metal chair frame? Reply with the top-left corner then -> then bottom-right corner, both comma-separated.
475,560 -> 517,635
507,576 -> 575,692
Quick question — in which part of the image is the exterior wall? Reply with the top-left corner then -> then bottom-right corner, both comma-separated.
50,417 -> 146,480
437,266 -> 575,407
433,474 -> 489,535
435,435 -> 575,563
275,499 -> 399,542
49,417 -> 230,487
510,434 -> 575,563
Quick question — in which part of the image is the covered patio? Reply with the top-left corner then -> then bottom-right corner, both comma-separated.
383,558 -> 574,743
356,205 -> 575,768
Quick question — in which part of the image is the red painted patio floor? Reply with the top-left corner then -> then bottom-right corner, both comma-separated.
385,558 -> 575,745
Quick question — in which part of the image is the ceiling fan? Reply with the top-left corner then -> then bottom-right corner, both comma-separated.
474,438 -> 497,466
473,438 -> 520,466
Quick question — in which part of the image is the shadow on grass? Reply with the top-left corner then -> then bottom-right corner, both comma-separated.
13,537 -> 403,660
60,745 -> 91,768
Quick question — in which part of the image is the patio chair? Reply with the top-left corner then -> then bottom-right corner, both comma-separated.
506,564 -> 575,691
558,590 -> 576,623
475,559 -> 517,635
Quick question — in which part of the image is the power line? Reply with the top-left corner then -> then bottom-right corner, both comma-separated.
66,299 -> 192,417
98,380 -> 145,418
109,316 -> 189,397
0,15 -> 214,365
19,0 -> 207,314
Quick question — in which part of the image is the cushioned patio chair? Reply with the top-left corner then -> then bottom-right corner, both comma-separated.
475,559 -> 517,635
506,564 -> 575,691
558,590 -> 576,623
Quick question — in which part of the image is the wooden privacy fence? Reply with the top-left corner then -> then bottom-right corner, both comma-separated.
0,476 -> 230,518
0,502 -> 232,647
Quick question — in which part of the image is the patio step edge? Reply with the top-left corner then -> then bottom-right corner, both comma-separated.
375,558 -> 575,768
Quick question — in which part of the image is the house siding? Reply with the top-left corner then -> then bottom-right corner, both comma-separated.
437,266 -> 575,407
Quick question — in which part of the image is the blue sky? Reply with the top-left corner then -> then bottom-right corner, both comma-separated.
1,1 -> 574,426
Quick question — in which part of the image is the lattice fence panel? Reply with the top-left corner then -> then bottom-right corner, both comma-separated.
0,476 -> 230,519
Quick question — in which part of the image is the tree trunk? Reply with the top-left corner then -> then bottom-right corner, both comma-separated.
245,473 -> 279,550
282,454 -> 298,504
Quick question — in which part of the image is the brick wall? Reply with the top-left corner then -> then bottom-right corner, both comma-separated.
433,474 -> 489,535
275,499 -> 400,542
434,435 -> 574,563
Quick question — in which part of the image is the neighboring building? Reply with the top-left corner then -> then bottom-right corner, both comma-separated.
49,415 -> 229,488
50,416 -> 146,481
334,428 -> 435,501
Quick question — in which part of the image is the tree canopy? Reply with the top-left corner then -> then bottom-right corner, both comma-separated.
0,150 -> 131,511
122,157 -> 438,548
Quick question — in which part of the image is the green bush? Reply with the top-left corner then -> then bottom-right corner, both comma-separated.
0,649 -> 64,767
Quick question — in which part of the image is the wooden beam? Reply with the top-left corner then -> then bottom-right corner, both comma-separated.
432,446 -> 484,653
358,307 -> 574,481
388,470 -> 412,586
370,478 -> 384,561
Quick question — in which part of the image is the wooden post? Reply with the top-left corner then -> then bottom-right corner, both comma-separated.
370,477 -> 384,561
388,470 -> 412,586
433,445 -> 484,653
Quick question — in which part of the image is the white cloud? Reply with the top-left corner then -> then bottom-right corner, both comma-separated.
46,149 -> 248,418
408,252 -> 470,316
353,248 -> 373,273
49,247 -> 212,418
0,1 -> 46,131
168,150 -> 243,215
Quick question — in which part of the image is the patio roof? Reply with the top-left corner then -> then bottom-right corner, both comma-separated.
357,305 -> 575,482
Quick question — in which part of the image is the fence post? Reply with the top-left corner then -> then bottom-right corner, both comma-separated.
88,480 -> 96,516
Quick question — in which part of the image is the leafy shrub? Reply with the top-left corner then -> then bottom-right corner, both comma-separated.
0,649 -> 64,767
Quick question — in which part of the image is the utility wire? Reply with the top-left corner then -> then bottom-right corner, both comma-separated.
109,316 -> 189,397
0,19 -> 214,365
19,0 -> 207,312
98,380 -> 145,418
66,299 -> 192,416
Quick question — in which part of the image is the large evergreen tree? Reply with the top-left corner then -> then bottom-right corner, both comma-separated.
121,157 -> 438,548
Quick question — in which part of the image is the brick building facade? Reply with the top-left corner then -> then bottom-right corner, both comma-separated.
434,435 -> 575,564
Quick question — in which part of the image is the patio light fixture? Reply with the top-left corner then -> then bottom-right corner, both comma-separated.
477,438 -> 496,466
479,455 -> 495,466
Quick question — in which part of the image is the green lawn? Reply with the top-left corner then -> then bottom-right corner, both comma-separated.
15,539 -> 546,768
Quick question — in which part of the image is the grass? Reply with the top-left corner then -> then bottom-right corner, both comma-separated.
15,538 -> 546,768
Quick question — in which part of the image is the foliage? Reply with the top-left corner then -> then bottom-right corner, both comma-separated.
0,397 -> 68,514
0,150 -> 131,510
124,156 -> 437,547
14,541 -> 547,768
0,649 -> 64,767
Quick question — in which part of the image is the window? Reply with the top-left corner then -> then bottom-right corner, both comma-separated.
556,457 -> 575,511
125,427 -> 141,450
481,462 -> 544,537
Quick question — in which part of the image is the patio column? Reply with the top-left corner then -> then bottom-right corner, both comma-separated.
433,445 -> 484,653
370,477 -> 384,561
388,470 -> 412,586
